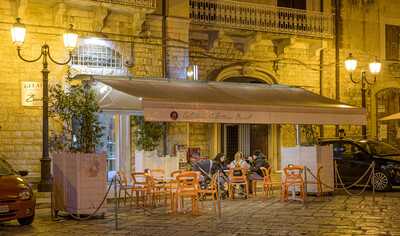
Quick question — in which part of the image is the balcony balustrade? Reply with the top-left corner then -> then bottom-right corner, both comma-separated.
190,0 -> 333,38
90,0 -> 156,8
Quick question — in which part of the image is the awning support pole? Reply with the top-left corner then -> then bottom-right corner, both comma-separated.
296,125 -> 301,146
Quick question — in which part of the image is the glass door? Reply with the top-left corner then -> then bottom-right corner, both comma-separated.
97,113 -> 118,181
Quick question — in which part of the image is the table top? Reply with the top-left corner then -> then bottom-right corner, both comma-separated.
154,176 -> 176,182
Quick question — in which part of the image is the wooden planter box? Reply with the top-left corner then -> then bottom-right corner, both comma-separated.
53,152 -> 107,215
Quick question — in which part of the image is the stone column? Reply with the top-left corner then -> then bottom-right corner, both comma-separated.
268,124 -> 281,171
119,114 -> 131,174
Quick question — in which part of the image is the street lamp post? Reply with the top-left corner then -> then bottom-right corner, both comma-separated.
344,53 -> 382,138
11,18 -> 78,192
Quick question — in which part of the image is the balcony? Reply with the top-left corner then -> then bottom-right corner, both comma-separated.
189,0 -> 333,39
89,0 -> 156,8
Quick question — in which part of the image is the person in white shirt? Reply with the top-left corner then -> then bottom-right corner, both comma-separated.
228,151 -> 250,170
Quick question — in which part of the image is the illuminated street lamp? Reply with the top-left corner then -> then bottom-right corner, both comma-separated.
11,18 -> 78,192
344,53 -> 382,138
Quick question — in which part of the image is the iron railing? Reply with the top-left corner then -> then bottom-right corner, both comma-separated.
189,0 -> 333,38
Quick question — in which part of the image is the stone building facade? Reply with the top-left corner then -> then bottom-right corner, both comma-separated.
0,0 -> 399,181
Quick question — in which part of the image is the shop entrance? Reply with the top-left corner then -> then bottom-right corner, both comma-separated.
222,124 -> 268,161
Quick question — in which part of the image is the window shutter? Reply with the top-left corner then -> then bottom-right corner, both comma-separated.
386,25 -> 400,61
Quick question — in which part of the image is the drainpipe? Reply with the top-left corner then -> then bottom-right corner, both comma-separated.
319,49 -> 324,138
162,0 -> 168,155
162,0 -> 168,79
335,0 -> 341,136
319,0 -> 324,137
296,125 -> 301,146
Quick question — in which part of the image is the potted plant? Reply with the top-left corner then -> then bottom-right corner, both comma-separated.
132,116 -> 164,172
49,79 -> 107,216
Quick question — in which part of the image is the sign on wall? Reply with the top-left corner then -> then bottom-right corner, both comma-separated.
21,81 -> 43,106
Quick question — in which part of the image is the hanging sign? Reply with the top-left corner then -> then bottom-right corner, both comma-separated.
21,81 -> 43,106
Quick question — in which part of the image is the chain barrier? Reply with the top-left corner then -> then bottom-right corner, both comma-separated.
304,161 -> 376,197
51,175 -> 116,221
304,167 -> 335,190
336,162 -> 375,189
335,162 -> 375,197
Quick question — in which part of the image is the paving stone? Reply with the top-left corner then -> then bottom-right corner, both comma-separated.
1,191 -> 400,235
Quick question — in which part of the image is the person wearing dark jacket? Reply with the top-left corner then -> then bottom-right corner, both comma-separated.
249,150 -> 269,193
211,153 -> 228,176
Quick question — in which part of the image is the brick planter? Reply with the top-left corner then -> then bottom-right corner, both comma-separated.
53,152 -> 107,215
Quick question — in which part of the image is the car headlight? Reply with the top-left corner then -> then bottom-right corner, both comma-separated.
18,190 -> 32,200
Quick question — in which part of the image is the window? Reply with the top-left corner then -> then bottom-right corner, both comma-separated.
385,24 -> 400,61
72,44 -> 123,69
277,0 -> 306,10
97,113 -> 118,181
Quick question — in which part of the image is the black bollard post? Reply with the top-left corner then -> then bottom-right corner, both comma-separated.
114,175 -> 118,230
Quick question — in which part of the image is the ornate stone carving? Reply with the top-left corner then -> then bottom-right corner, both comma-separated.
215,62 -> 278,84
15,0 -> 28,19
272,38 -> 293,57
93,6 -> 110,32
131,10 -> 148,36
53,3 -> 67,26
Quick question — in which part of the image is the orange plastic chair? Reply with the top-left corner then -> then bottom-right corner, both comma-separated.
173,171 -> 200,215
131,172 -> 151,207
148,169 -> 168,205
171,170 -> 182,178
166,170 -> 182,192
260,166 -> 273,199
164,170 -> 182,212
198,173 -> 219,210
228,167 -> 249,200
281,165 -> 305,202
117,171 -> 134,206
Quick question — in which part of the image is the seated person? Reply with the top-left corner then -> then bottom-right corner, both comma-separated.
249,151 -> 269,180
228,151 -> 250,170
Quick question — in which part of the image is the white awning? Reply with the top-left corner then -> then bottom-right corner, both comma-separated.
96,77 -> 367,125
380,113 -> 400,121
99,87 -> 143,112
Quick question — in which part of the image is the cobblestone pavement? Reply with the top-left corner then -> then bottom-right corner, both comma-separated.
1,190 -> 400,236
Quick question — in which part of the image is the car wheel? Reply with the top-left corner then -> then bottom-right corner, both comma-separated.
17,214 -> 34,225
372,171 -> 392,191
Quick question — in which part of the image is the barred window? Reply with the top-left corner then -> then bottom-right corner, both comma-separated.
72,45 -> 122,69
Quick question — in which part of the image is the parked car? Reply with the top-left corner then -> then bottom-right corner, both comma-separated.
0,158 -> 35,225
319,138 -> 400,191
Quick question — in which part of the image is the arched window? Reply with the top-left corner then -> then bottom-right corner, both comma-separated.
70,41 -> 128,76
72,44 -> 122,69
